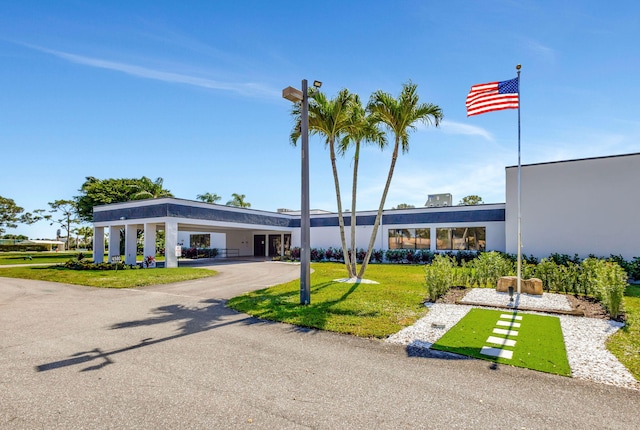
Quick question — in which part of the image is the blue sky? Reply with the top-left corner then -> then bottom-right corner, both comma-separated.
1,0 -> 639,239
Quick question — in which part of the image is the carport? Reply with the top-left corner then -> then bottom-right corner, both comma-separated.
92,198 -> 298,268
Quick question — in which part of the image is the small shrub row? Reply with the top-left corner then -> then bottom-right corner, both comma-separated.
64,259 -> 140,271
287,247 -> 384,264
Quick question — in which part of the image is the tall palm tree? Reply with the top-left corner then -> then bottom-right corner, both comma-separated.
130,177 -> 173,200
358,82 -> 443,278
197,192 -> 222,204
226,193 -> 251,208
290,88 -> 356,277
339,94 -> 387,275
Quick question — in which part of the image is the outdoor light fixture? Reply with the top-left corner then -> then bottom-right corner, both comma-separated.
508,286 -> 515,303
282,79 -> 319,305
282,86 -> 303,103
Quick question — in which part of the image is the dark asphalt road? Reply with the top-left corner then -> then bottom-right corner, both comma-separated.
1,261 -> 638,429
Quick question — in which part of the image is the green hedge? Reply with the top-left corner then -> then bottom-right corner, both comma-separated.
0,244 -> 51,252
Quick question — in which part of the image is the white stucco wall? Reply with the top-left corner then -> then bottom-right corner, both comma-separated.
506,153 -> 640,259
225,231 -> 253,256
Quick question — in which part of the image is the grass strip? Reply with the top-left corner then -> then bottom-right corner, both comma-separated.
0,265 -> 216,288
431,308 -> 571,376
607,285 -> 640,380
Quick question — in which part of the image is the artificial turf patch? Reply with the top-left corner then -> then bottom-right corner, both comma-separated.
431,308 -> 571,376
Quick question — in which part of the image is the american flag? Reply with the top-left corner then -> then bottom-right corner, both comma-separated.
466,78 -> 519,116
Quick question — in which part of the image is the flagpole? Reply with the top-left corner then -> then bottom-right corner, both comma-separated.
516,64 -> 522,295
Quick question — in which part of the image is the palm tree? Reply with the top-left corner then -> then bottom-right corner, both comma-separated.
226,193 -> 251,208
290,88 -> 356,277
75,225 -> 94,249
197,192 -> 222,204
358,82 -> 443,278
130,177 -> 173,200
340,94 -> 387,275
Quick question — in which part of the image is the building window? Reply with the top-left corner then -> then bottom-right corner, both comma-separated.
190,234 -> 210,249
388,228 -> 430,249
436,227 -> 485,251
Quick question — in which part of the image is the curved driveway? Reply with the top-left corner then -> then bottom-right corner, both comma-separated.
1,261 -> 638,429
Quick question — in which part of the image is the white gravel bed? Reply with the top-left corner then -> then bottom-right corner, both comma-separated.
386,290 -> 640,391
459,288 -> 572,311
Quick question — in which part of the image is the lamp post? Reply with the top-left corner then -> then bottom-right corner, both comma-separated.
283,79 -> 321,305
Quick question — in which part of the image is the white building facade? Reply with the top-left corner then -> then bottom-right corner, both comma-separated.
505,152 -> 640,260
92,153 -> 640,267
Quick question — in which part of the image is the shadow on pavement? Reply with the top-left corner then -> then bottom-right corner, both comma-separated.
35,298 -> 265,372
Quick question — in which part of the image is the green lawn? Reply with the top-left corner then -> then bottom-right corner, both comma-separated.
431,308 -> 571,376
607,284 -> 640,380
227,262 -> 428,338
0,265 -> 217,288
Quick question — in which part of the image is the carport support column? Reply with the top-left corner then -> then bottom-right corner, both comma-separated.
93,227 -> 105,263
143,223 -> 156,263
125,224 -> 137,265
108,225 -> 121,263
165,220 -> 179,268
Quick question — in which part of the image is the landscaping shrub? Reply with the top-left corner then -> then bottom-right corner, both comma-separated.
310,248 -> 325,262
64,259 -> 140,271
425,254 -> 456,301
467,251 -> 514,288
595,261 -> 627,319
548,253 -> 581,266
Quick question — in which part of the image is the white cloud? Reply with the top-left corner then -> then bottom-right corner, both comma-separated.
523,38 -> 556,62
27,44 -> 279,98
436,120 -> 494,141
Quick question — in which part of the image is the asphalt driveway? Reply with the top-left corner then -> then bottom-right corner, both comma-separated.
1,261 -> 638,429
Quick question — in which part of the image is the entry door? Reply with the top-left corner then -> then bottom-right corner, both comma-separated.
254,235 -> 266,257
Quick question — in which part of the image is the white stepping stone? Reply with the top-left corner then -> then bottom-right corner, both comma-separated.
493,328 -> 518,336
500,314 -> 522,320
486,336 -> 517,347
480,346 -> 513,359
496,320 -> 521,328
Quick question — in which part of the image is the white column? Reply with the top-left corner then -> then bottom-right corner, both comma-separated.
108,225 -> 121,263
125,224 -> 137,265
143,223 -> 157,266
165,220 -> 179,268
93,227 -> 105,263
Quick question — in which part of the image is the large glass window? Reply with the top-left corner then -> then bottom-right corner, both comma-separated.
436,227 -> 485,251
190,234 -> 210,249
388,228 -> 430,249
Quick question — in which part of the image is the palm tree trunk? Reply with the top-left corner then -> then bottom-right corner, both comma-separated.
350,141 -> 361,275
329,141 -> 354,278
358,138 -> 400,278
